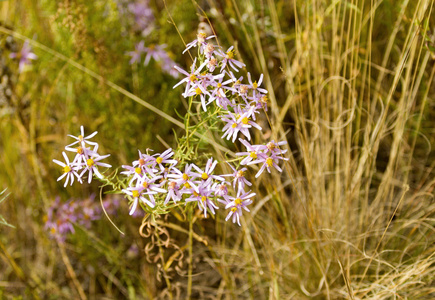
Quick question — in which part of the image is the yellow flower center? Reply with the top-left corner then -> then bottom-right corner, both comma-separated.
78,135 -> 84,141
261,95 -> 268,103
135,167 -> 141,174
232,123 -> 237,128
87,158 -> 94,167
253,81 -> 258,89
234,198 -> 242,205
201,196 -> 207,202
195,87 -> 202,95
184,182 -> 191,189
182,173 -> 189,181
189,74 -> 197,82
201,173 -> 209,180
217,83 -> 222,88
266,157 -> 273,167
139,158 -> 145,165
132,190 -> 140,198
156,157 -> 163,164
142,181 -> 149,189
237,170 -> 245,178
197,32 -> 207,43
193,191 -> 199,197
63,165 -> 71,173
242,117 -> 249,125
50,227 -> 56,234
226,49 -> 235,59
169,182 -> 177,189
250,152 -> 257,159
231,207 -> 237,212
77,147 -> 83,154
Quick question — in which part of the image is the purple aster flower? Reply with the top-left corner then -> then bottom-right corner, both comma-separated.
203,43 -> 217,59
185,179 -> 218,218
212,181 -> 229,198
126,40 -> 146,64
67,125 -> 98,148
236,139 -> 265,165
216,46 -> 246,72
161,54 -> 181,78
53,152 -> 82,187
173,58 -> 208,95
167,163 -> 199,193
214,88 -> 234,110
128,0 -> 155,36
132,150 -> 158,175
228,71 -> 244,94
236,110 -> 262,134
164,181 -> 183,205
207,56 -> 218,72
136,175 -> 166,206
256,140 -> 289,156
237,84 -> 250,103
249,153 -> 286,178
10,40 -> 37,73
256,94 -> 269,111
121,164 -> 145,185
183,32 -> 215,54
143,44 -> 168,66
79,148 -> 112,183
221,113 -> 243,142
191,158 -> 225,182
247,72 -> 268,99
65,144 -> 100,172
224,191 -> 255,226
122,187 -> 154,215
221,108 -> 261,142
184,84 -> 213,112
152,148 -> 178,171
208,73 -> 237,109
223,163 -> 251,192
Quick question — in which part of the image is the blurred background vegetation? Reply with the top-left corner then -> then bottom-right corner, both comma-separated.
1,0 -> 435,299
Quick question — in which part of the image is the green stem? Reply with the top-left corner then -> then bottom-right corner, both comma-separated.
187,208 -> 194,299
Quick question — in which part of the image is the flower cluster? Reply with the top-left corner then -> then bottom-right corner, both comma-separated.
236,139 -> 289,178
53,126 -> 111,187
53,32 -> 289,227
121,148 -> 258,225
126,41 -> 180,78
173,33 -> 269,143
44,195 -> 121,241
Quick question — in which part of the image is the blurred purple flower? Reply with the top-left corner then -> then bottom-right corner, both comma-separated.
10,40 -> 37,73
128,0 -> 155,36
126,40 -> 146,64
45,194 -> 119,241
